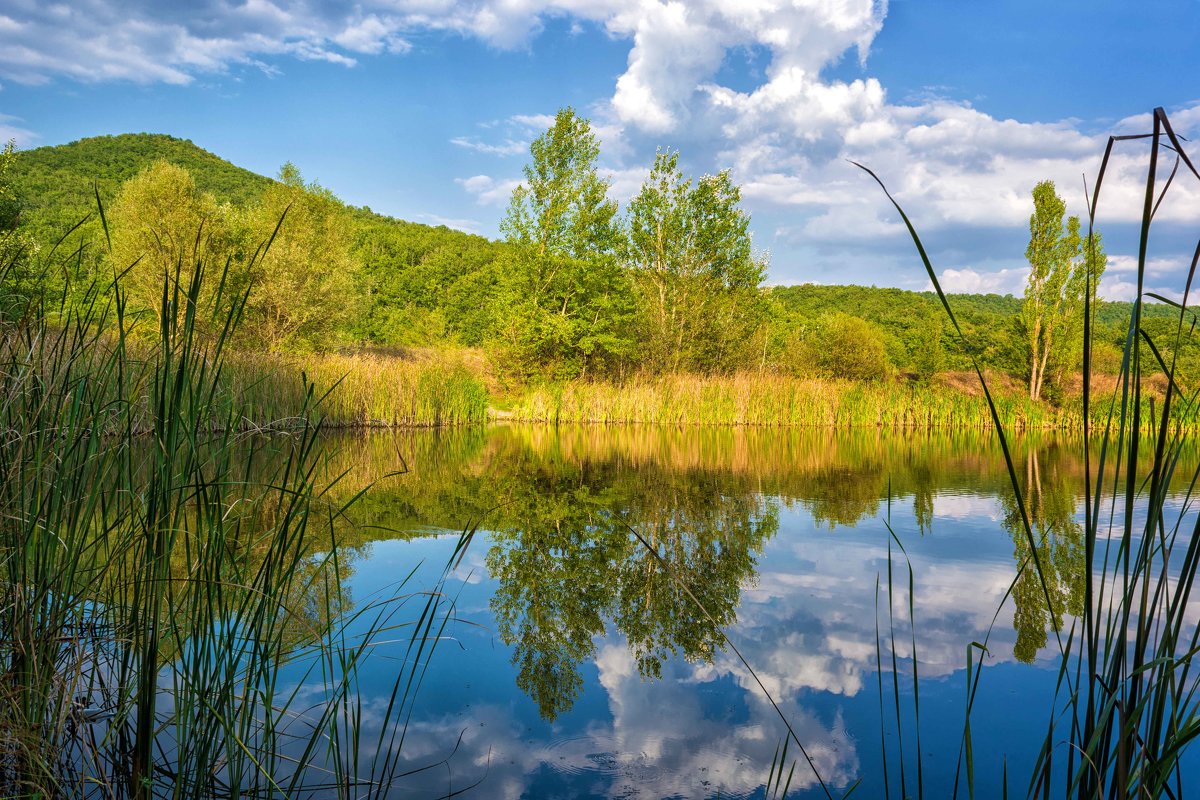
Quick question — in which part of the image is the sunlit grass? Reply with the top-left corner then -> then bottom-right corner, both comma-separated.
507,371 -> 1194,431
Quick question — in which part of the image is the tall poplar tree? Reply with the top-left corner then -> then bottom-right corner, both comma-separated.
1021,180 -> 1106,401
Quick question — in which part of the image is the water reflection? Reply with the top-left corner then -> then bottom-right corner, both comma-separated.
483,449 -> 777,719
999,445 -> 1086,663
289,425 -> 1200,797
311,427 -> 1136,709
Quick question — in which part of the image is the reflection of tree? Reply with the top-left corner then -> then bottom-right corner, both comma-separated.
911,460 -> 936,535
801,464 -> 884,528
614,472 -> 778,679
485,456 -> 776,720
999,444 -> 1085,663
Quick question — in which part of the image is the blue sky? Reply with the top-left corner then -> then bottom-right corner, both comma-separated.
1,0 -> 1198,297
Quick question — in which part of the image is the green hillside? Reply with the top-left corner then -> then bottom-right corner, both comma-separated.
12,133 -> 275,245
5,131 -> 1181,382
8,133 -> 506,348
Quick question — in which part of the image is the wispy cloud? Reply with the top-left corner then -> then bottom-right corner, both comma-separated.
6,1 -> 1199,292
415,212 -> 483,235
0,113 -> 37,147
456,174 -> 520,207
449,136 -> 529,157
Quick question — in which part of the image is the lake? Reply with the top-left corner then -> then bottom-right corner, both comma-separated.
272,423 -> 1200,799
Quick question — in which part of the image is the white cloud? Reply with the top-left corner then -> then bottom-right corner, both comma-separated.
456,174 -> 521,206
6,0 -> 1200,288
1098,279 -> 1184,304
1106,254 -> 1184,277
450,136 -> 530,156
935,266 -> 1029,296
415,212 -> 484,235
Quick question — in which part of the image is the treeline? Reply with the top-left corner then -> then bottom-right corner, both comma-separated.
3,122 -> 1195,400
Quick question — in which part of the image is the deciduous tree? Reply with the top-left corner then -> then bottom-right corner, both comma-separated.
244,163 -> 359,353
494,109 -> 633,380
1021,180 -> 1106,401
0,139 -> 38,317
624,149 -> 766,373
108,160 -> 243,332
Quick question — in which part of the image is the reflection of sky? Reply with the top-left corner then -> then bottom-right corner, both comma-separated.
262,480 -> 1196,800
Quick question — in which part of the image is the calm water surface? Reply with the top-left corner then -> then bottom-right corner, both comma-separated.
285,425 -> 1200,798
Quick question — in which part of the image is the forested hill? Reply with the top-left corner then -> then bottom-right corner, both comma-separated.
10,133 -> 491,255
5,130 -> 1177,379
12,134 -> 275,243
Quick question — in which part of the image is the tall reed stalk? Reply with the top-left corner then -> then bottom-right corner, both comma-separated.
0,224 -> 454,796
861,106 -> 1200,798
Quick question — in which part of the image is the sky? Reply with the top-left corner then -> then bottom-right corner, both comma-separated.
1,0 -> 1199,297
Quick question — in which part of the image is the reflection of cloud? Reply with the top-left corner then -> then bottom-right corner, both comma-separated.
934,493 -> 1004,521
713,521 -> 1039,716
595,643 -> 860,795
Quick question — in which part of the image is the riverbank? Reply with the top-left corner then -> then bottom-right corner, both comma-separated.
22,338 -> 1165,433
230,350 -> 1181,432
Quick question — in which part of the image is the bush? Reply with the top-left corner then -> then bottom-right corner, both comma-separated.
787,313 -> 892,381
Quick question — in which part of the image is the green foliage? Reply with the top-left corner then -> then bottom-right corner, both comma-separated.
490,247 -> 636,382
0,250 -> 450,796
10,134 -> 497,353
501,107 -> 619,259
624,148 -> 767,373
10,128 -> 1166,401
242,163 -> 360,352
350,210 -> 502,346
107,160 -> 247,333
494,109 -> 634,380
789,312 -> 892,381
1021,180 -> 1107,400
0,140 -> 40,317
11,133 -> 273,259
0,140 -> 19,233
910,313 -> 945,381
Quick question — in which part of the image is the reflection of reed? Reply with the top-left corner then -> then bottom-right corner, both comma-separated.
305,426 -> 1200,543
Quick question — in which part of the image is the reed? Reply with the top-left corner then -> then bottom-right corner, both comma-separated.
0,232 -> 455,796
507,372 -> 1188,431
861,106 -> 1200,798
227,350 -> 490,428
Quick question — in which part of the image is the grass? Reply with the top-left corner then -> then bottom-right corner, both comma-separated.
0,227 -> 460,796
506,371 -> 1196,431
228,350 -> 490,428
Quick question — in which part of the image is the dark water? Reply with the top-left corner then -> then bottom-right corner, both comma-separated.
282,424 -> 1199,798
